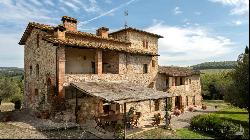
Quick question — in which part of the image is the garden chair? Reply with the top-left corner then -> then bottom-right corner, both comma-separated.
94,116 -> 106,133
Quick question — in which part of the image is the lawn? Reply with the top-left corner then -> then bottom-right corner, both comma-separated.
202,100 -> 230,109
127,127 -> 214,139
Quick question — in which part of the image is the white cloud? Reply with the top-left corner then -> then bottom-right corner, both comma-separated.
173,7 -> 183,15
209,0 -> 249,15
234,20 -> 243,25
194,12 -> 201,15
145,22 -> 235,66
0,33 -> 24,67
29,0 -> 43,6
64,2 -> 80,12
71,0 -> 102,13
44,0 -> 55,6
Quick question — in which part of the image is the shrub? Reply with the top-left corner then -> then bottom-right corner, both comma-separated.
190,114 -> 241,139
114,123 -> 124,139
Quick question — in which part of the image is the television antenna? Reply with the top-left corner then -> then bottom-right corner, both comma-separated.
124,10 -> 128,29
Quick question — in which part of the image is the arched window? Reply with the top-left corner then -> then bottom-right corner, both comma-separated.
36,64 -> 39,77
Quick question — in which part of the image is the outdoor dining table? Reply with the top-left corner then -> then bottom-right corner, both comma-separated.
98,113 -> 124,126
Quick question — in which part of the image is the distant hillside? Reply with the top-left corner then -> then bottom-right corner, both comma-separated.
0,67 -> 24,77
191,61 -> 237,70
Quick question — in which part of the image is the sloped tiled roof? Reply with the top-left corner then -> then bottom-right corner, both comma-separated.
19,22 -> 55,45
70,81 -> 174,104
109,27 -> 164,38
158,66 -> 201,76
42,35 -> 158,56
19,21 -> 159,55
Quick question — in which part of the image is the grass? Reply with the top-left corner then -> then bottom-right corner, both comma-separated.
202,100 -> 230,109
128,127 -> 214,139
175,128 -> 214,139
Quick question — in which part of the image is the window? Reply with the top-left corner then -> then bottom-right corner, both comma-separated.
152,60 -> 156,67
192,96 -> 195,105
30,65 -> 32,76
154,99 -> 160,111
143,64 -> 148,74
37,34 -> 40,48
143,40 -> 149,49
35,89 -> 38,95
36,64 -> 39,77
186,96 -> 188,106
189,79 -> 192,84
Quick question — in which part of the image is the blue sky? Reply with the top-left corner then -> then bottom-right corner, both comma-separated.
0,0 -> 249,67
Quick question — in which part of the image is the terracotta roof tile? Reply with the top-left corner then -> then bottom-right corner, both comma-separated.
19,22 -> 55,45
109,27 -> 164,38
158,66 -> 200,76
42,35 -> 158,56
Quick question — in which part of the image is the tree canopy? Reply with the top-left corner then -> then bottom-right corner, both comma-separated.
224,46 -> 249,111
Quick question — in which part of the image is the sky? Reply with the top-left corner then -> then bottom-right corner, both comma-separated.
0,0 -> 249,68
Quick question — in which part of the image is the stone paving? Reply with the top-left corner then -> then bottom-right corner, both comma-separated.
170,106 -> 219,129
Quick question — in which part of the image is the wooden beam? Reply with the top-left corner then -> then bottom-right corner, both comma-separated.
123,103 -> 127,139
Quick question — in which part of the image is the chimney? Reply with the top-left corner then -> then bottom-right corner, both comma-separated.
54,25 -> 66,40
61,16 -> 77,31
96,27 -> 109,38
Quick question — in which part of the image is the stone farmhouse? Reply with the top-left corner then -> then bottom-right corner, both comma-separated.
19,16 -> 202,126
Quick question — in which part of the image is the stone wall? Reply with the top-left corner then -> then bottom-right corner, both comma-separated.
128,31 -> 158,54
110,30 -> 158,54
64,93 -> 167,127
126,99 -> 166,126
126,54 -> 152,74
24,29 -> 57,110
155,74 -> 202,108
65,48 -> 95,74
102,50 -> 119,74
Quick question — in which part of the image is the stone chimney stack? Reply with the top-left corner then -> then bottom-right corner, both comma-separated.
96,27 -> 109,38
61,16 -> 77,31
54,25 -> 66,40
